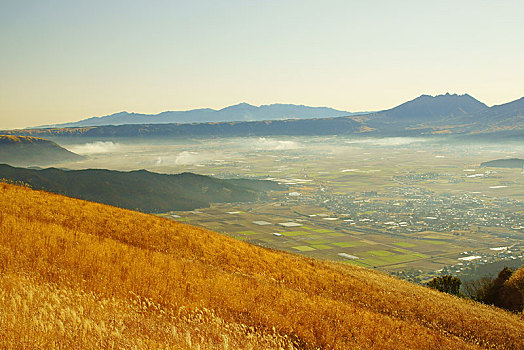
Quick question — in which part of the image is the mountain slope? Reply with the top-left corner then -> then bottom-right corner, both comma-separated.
1,183 -> 523,349
469,97 -> 524,133
42,103 -> 357,128
475,97 -> 524,121
0,164 -> 281,212
0,135 -> 83,166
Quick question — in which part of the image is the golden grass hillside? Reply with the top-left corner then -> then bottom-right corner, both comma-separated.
0,183 -> 523,349
0,135 -> 48,144
0,135 -> 57,144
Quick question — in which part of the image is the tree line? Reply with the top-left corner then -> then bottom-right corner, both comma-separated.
426,266 -> 524,313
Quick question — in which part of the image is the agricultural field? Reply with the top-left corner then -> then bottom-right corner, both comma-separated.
159,199 -> 521,282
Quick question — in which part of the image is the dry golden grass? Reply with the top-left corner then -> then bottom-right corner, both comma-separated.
0,135 -> 47,144
0,127 -> 95,138
507,267 -> 524,304
0,183 -> 523,349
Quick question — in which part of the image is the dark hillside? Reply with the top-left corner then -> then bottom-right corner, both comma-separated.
0,164 -> 282,212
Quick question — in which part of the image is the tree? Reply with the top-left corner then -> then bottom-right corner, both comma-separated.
484,267 -> 522,312
506,267 -> 524,312
426,275 -> 462,295
462,277 -> 493,302
462,266 -> 523,313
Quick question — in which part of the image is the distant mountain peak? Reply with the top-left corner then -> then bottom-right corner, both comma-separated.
376,93 -> 488,121
415,92 -> 477,100
219,102 -> 258,111
111,111 -> 131,117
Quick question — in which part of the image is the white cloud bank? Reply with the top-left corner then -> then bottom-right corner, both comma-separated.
254,138 -> 301,150
67,141 -> 121,155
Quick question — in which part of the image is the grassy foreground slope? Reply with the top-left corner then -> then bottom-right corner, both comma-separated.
0,184 -> 523,349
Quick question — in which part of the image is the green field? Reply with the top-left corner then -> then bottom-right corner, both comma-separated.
393,242 -> 417,248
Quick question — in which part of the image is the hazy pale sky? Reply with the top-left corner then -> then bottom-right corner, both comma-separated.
1,0 -> 523,129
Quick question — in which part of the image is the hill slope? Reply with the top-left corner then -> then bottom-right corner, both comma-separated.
41,103 -> 356,128
0,183 -> 522,349
0,164 -> 281,212
0,135 -> 83,166
480,158 -> 524,168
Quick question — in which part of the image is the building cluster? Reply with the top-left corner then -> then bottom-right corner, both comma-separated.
284,185 -> 523,236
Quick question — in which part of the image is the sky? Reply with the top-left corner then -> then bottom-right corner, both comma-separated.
1,0 -> 523,129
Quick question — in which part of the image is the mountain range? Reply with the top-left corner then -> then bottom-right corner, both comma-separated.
5,93 -> 523,138
39,103 -> 362,128
0,164 -> 282,212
